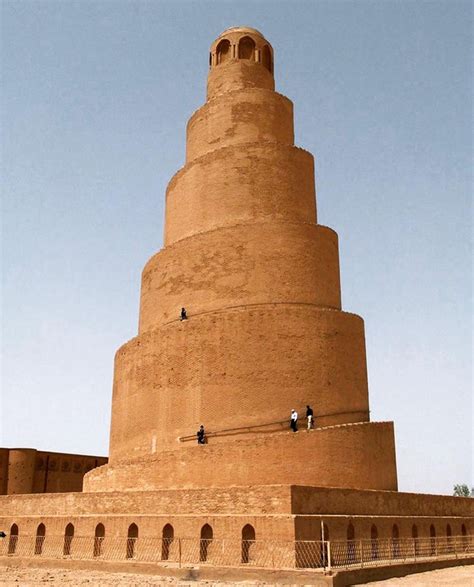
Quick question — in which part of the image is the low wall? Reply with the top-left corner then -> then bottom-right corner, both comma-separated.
91,423 -> 397,492
0,448 -> 107,495
333,557 -> 474,587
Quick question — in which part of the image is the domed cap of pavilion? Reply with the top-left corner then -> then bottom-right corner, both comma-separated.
209,26 -> 273,74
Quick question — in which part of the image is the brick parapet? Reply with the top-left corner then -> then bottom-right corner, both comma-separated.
93,422 -> 396,492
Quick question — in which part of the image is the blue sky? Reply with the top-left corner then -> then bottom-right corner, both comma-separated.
1,0 -> 472,495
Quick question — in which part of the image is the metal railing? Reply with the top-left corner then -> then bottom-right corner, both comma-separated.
1,535 -> 472,571
330,535 -> 473,569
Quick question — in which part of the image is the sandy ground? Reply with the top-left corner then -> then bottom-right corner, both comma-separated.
354,565 -> 474,586
0,565 -> 472,586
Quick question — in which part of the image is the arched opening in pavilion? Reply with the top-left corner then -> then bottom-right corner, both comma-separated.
238,36 -> 255,60
216,40 -> 231,65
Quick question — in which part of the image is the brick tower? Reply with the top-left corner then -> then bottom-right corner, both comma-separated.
85,27 -> 397,493
1,28 -> 472,568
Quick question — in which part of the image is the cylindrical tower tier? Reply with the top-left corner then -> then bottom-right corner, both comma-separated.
140,222 -> 341,332
111,306 -> 370,460
86,421 -> 398,493
165,143 -> 316,245
6,449 -> 36,495
186,89 -> 294,162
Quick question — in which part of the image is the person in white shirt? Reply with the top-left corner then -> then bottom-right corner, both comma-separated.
290,409 -> 298,432
306,405 -> 314,430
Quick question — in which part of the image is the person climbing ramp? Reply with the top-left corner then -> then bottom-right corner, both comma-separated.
197,425 -> 206,444
306,405 -> 314,430
290,409 -> 298,432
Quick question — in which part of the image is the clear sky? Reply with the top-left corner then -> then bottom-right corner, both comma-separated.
1,0 -> 472,496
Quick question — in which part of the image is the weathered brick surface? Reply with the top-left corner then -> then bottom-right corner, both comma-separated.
186,88 -> 294,162
165,144 -> 317,245
0,448 -> 107,495
140,223 -> 341,331
0,485 -> 471,543
92,422 -> 396,492
110,307 -> 372,460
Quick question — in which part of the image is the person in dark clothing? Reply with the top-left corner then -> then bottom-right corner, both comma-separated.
0,531 -> 6,538
180,307 -> 187,321
306,405 -> 314,430
197,425 -> 206,444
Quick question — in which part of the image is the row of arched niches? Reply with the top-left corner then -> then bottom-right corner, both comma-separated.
210,35 -> 273,73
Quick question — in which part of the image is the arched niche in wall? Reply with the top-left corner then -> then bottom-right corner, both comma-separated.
126,523 -> 139,559
162,523 -> 174,560
241,523 -> 256,563
370,524 -> 378,560
34,523 -> 46,555
8,523 -> 18,554
200,523 -> 213,562
63,523 -> 74,556
347,522 -> 356,563
93,523 -> 105,557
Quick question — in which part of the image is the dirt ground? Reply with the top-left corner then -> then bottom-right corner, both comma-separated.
0,564 -> 472,586
354,564 -> 474,585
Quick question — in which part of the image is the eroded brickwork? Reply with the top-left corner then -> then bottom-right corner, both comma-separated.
0,448 -> 107,495
104,26 -> 396,490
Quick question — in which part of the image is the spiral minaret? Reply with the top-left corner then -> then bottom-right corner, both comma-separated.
85,27 -> 398,493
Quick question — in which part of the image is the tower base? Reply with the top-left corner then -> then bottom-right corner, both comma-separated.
85,422 -> 398,493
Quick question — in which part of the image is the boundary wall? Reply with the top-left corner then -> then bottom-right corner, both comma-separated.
0,448 -> 107,495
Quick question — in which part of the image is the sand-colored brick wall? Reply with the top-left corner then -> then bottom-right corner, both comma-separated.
186,89 -> 294,162
0,485 -> 471,546
207,60 -> 275,99
290,486 -> 474,518
110,307 -> 370,460
90,422 -> 396,492
140,222 -> 341,331
0,448 -> 9,494
164,144 -> 317,245
0,449 -> 107,495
